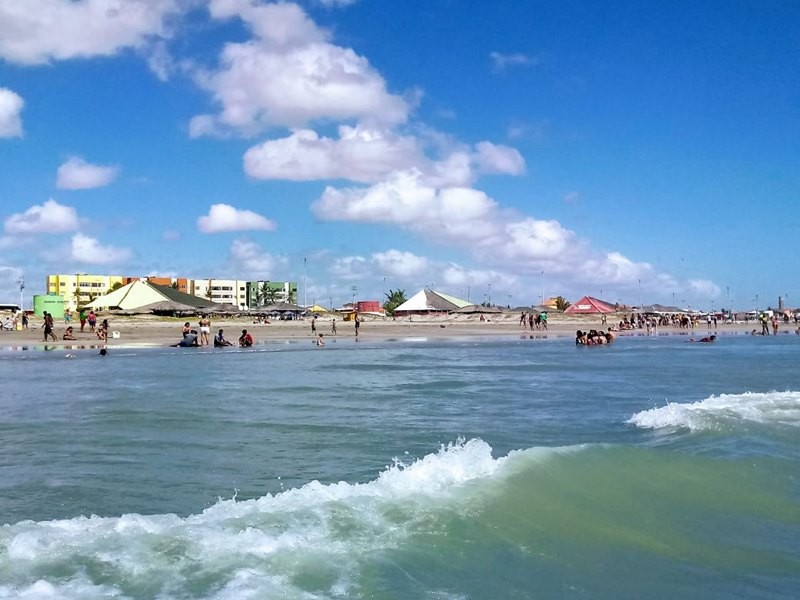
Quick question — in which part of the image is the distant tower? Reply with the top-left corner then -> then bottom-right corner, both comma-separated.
778,296 -> 784,311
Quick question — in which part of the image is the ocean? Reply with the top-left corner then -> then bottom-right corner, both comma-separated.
0,333 -> 798,599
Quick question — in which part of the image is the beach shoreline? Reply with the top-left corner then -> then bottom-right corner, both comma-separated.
0,313 -> 783,350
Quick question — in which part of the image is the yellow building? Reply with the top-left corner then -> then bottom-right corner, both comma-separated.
46,274 -> 125,311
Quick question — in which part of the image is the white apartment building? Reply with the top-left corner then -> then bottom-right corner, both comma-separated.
190,279 -> 248,308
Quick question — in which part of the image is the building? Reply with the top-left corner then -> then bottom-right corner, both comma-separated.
146,276 -> 189,294
189,279 -> 248,308
46,274 -> 125,311
393,289 -> 471,316
245,281 -> 298,309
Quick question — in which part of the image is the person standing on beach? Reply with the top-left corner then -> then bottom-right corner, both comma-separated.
96,318 -> 109,343
540,311 -> 548,330
331,318 -> 337,335
354,315 -> 360,338
199,316 -> 211,346
311,315 -> 317,336
79,308 -> 87,332
87,310 -> 97,333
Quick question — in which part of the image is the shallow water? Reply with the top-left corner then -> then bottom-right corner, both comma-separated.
0,333 -> 798,598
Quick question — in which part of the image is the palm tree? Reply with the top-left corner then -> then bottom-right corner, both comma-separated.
259,282 -> 277,306
554,296 -> 571,311
383,289 -> 407,315
287,288 -> 297,304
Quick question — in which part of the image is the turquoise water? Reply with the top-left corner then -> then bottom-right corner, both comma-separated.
0,333 -> 798,598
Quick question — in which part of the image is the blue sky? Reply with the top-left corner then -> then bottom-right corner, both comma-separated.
1,0 -> 798,310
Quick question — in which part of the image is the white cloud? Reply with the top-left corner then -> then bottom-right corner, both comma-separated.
4,199 -> 81,234
0,0 -> 180,65
197,203 -> 277,233
318,0 -> 358,6
244,126 -> 423,182
688,279 -> 721,299
313,170 -> 659,288
244,125 -> 525,185
192,0 -> 409,135
227,238 -> 286,277
56,157 -> 119,190
0,88 -> 24,137
70,233 -> 131,264
473,141 -> 525,176
371,249 -> 430,279
490,51 -> 538,72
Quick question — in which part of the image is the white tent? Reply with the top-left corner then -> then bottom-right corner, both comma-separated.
393,289 -> 471,315
86,280 -> 211,311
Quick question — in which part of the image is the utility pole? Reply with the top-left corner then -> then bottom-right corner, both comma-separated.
18,276 -> 24,311
303,258 -> 307,308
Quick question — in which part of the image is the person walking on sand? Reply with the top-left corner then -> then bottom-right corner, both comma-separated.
87,310 -> 97,333
42,312 -> 57,342
331,318 -> 337,335
354,315 -> 361,338
79,308 -> 87,332
311,315 -> 317,336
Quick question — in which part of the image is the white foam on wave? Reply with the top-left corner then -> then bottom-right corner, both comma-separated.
0,438 -> 564,599
627,390 -> 800,431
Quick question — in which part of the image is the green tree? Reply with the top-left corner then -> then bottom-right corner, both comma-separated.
259,282 -> 277,306
110,282 -> 123,292
287,288 -> 297,304
554,296 -> 571,311
383,289 -> 407,315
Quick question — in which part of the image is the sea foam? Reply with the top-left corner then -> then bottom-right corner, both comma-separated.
627,391 -> 800,431
0,439 -> 563,599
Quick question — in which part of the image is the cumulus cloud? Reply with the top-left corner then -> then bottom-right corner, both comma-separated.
244,125 -> 524,184
227,238 -> 286,277
192,0 -> 408,136
313,170 -> 657,286
0,0 -> 180,65
244,126 -> 423,182
371,249 -> 431,279
197,203 -> 277,233
70,233 -> 131,264
0,88 -> 24,137
473,141 -> 525,176
4,199 -> 80,235
56,157 -> 119,190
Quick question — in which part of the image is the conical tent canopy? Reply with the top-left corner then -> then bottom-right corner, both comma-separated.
394,289 -> 471,314
86,280 -> 214,311
563,296 -> 615,314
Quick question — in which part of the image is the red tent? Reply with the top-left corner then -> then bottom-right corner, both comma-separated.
564,296 -> 616,314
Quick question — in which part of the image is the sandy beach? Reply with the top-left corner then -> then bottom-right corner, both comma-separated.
0,312 -> 773,349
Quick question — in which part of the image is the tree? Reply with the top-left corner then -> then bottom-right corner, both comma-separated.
287,288 -> 297,304
383,289 -> 407,315
171,282 -> 179,289
554,296 -> 571,311
259,282 -> 277,306
110,282 -> 123,292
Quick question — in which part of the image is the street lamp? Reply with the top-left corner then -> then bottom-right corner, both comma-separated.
488,283 -> 492,305
352,286 -> 357,307
18,277 -> 24,311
